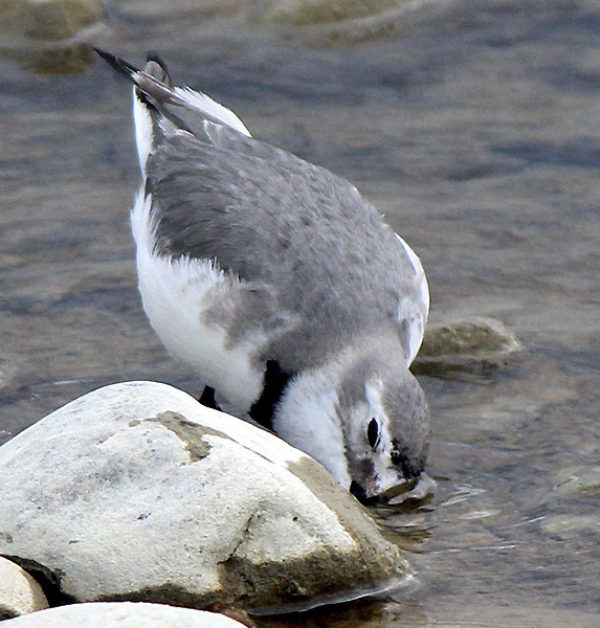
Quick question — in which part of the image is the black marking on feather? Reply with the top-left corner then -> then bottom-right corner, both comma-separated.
199,386 -> 221,411
249,360 -> 292,430
391,438 -> 421,479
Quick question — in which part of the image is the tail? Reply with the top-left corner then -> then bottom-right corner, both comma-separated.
94,48 -> 180,111
94,48 -> 251,172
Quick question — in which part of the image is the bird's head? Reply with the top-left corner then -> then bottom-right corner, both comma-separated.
274,349 -> 431,504
339,361 -> 430,503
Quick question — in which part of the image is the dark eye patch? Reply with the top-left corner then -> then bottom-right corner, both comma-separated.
367,418 -> 380,449
391,439 -> 421,480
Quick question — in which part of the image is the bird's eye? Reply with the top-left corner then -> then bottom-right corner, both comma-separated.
367,418 -> 380,449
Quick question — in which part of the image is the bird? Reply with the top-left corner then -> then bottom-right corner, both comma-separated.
95,49 -> 431,503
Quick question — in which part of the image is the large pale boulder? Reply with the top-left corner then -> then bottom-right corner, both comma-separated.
0,381 -> 408,613
0,557 -> 48,620
2,602 -> 246,627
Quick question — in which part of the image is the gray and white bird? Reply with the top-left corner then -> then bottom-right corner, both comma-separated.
96,49 -> 431,503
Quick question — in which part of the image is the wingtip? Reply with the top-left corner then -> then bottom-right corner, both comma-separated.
92,46 -> 112,62
93,47 -> 140,81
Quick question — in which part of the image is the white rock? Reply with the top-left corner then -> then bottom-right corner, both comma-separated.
2,601 -> 245,627
0,557 -> 48,620
0,381 -> 408,612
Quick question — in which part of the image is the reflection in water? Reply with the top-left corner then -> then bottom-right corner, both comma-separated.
0,0 -> 599,625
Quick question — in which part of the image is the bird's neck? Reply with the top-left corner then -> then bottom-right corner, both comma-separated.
271,364 -> 352,489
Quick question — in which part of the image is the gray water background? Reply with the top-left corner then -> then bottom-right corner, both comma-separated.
1,0 -> 599,625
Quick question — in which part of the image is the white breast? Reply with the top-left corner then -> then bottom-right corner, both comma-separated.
275,368 -> 352,489
131,190 -> 264,411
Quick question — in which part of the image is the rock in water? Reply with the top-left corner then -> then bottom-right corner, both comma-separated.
413,316 -> 522,377
0,381 -> 409,613
0,0 -> 103,41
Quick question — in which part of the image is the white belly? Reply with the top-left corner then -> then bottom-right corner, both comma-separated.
131,191 -> 264,411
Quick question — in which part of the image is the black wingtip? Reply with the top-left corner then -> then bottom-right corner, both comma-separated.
93,47 -> 140,81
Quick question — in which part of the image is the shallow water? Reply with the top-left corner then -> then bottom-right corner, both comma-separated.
1,0 -> 599,625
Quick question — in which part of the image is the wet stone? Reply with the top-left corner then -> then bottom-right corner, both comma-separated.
0,0 -> 104,41
0,556 -> 48,620
0,44 -> 97,75
258,0 -> 404,25
0,359 -> 7,391
0,381 -> 408,613
254,0 -> 420,45
1,601 -> 246,627
413,317 -> 522,378
541,514 -> 600,540
552,466 -> 600,497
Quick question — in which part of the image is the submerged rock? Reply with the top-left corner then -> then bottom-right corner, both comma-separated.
253,0 -> 427,45
0,44 -> 96,75
0,0 -> 103,74
413,317 -> 522,378
541,514 -> 600,541
2,602 -> 246,627
0,557 -> 48,620
551,466 -> 600,498
0,358 -> 7,391
0,381 -> 408,614
0,0 -> 104,42
259,0 -> 404,25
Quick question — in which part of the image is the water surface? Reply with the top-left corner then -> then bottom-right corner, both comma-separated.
1,0 -> 599,625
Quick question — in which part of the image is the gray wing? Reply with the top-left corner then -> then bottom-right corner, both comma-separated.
146,129 -> 423,367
